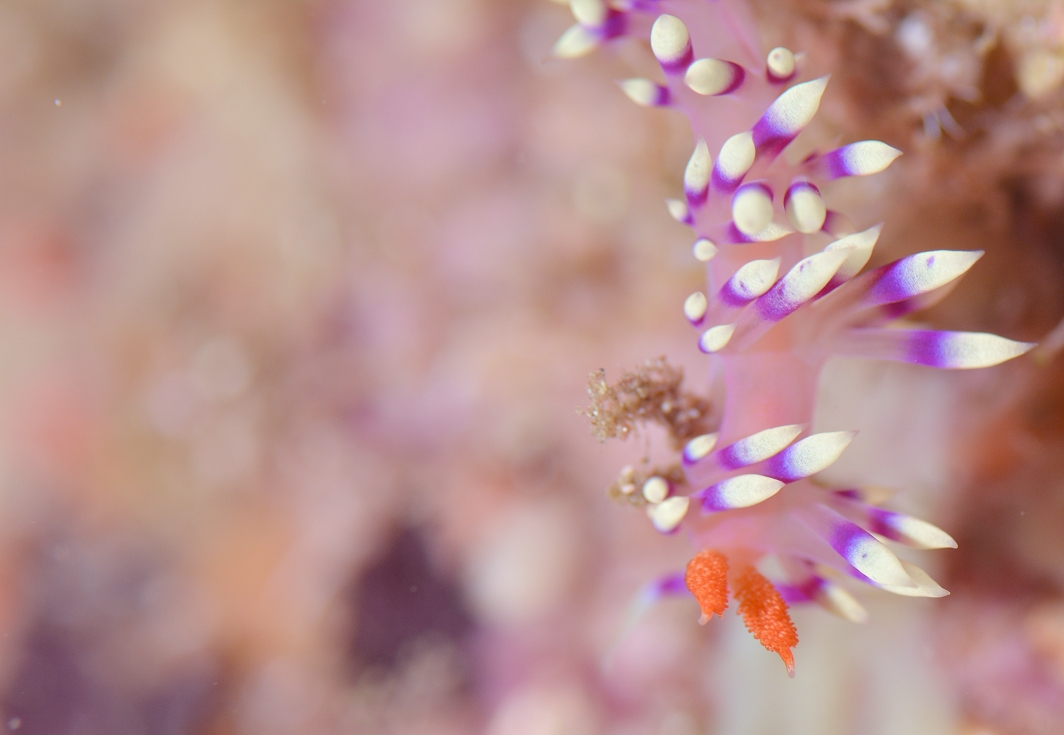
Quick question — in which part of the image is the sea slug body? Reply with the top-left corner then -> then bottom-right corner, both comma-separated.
562,0 -> 1034,675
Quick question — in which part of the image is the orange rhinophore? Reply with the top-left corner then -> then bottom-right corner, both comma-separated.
740,570 -> 800,676
734,566 -> 799,677
684,549 -> 729,623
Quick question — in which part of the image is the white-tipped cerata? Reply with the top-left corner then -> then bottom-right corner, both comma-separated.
699,323 -> 736,353
815,580 -> 869,622
841,328 -> 1036,369
833,486 -> 896,505
713,424 -> 804,470
649,496 -> 689,533
823,224 -> 882,287
821,210 -> 855,238
642,476 -> 669,504
711,132 -> 756,192
685,58 -> 745,95
732,183 -> 774,236
821,141 -> 903,178
666,198 -> 692,224
692,238 -> 718,262
784,181 -> 826,234
843,536 -> 916,587
827,493 -> 957,549
885,515 -> 957,549
766,47 -> 796,81
878,561 -> 949,598
801,505 -> 913,588
684,291 -> 708,326
684,137 -> 712,205
752,76 -> 829,157
863,250 -> 983,307
764,431 -> 856,482
650,15 -> 692,70
877,513 -> 957,549
755,248 -> 850,321
554,24 -> 600,58
682,432 -> 719,465
619,78 -> 670,107
717,257 -> 781,307
698,474 -> 785,511
570,0 -> 607,26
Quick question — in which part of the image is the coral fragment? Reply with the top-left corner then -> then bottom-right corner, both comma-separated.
583,358 -> 712,448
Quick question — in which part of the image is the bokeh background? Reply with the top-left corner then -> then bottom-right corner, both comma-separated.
2,0 -> 1064,733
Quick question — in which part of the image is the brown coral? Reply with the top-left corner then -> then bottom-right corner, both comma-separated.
583,357 -> 713,450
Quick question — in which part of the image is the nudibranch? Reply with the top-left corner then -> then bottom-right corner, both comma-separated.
564,0 -> 1035,675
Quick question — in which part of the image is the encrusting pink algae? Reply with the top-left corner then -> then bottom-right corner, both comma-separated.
561,0 -> 1036,676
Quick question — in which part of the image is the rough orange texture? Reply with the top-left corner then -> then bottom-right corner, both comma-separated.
734,566 -> 799,677
684,549 -> 729,623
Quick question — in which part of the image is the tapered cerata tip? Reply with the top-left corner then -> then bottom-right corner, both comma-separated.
714,424 -> 803,469
880,561 -> 949,598
756,248 -> 851,321
864,250 -> 983,307
570,0 -> 607,26
842,328 -> 1036,369
618,78 -> 670,107
831,521 -> 913,587
866,505 -> 957,549
666,198 -> 693,224
764,431 -> 856,482
821,140 -> 902,178
719,257 -> 781,306
684,291 -> 708,325
823,224 -> 882,287
752,76 -> 829,157
698,474 -> 784,511
883,514 -> 957,550
699,323 -> 736,353
554,24 -> 599,58
684,138 -> 712,205
682,433 -> 719,465
815,580 -> 869,623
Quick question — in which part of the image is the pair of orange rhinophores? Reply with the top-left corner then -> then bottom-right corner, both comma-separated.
685,549 -> 798,676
